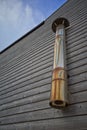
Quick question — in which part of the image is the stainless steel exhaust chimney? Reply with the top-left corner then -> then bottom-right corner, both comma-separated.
49,18 -> 69,109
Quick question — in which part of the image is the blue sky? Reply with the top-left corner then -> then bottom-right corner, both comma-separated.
0,0 -> 67,52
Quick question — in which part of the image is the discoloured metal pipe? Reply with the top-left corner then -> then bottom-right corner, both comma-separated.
50,18 -> 69,109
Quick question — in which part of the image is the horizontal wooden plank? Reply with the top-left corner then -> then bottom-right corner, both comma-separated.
67,58 -> 87,70
0,47 -> 53,73
67,51 -> 87,64
0,101 -> 87,125
0,51 -> 53,80
46,0 -> 86,23
69,81 -> 87,93
0,96 -> 87,119
67,25 -> 87,43
0,64 -> 86,100
0,90 -> 87,111
67,32 -> 87,48
0,50 -> 53,78
68,72 -> 87,85
0,100 -> 50,118
0,83 -> 51,100
0,37 -> 54,69
0,83 -> 51,105
65,11 -> 87,26
0,115 -> 87,130
0,56 -> 53,84
0,68 -> 52,92
0,92 -> 50,111
0,44 -> 54,76
1,74 -> 87,105
67,45 -> 87,59
0,27 -> 51,53
0,67 -> 52,89
67,15 -> 87,29
68,64 -> 87,77
0,77 -> 51,97
0,102 -> 87,124
0,33 -> 54,68
67,36 -> 87,51
66,40 -> 87,54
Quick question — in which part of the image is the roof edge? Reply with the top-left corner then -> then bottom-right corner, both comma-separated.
0,0 -> 68,54
0,21 -> 45,54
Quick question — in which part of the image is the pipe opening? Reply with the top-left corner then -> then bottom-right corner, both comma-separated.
49,100 -> 68,109
54,100 -> 63,105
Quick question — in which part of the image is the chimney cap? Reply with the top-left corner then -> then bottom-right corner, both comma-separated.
52,17 -> 69,33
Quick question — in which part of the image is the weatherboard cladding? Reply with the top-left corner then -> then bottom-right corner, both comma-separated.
0,0 -> 87,129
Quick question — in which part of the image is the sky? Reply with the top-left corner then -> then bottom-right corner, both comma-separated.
0,0 -> 67,52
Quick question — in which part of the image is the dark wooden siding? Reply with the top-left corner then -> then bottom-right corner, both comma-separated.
0,0 -> 87,129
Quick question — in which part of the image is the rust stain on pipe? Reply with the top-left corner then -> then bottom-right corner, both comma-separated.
50,67 -> 68,108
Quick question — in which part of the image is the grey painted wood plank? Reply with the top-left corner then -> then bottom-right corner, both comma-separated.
1,78 -> 87,104
0,44 -> 54,75
0,115 -> 87,130
67,36 -> 87,51
2,49 -> 53,75
67,46 -> 87,59
1,66 -> 87,104
0,83 -> 51,105
0,36 -> 54,68
0,69 -> 52,89
0,90 -> 87,111
69,81 -> 87,93
0,77 -> 51,96
68,64 -> 87,77
0,83 -> 51,100
67,51 -> 87,64
0,103 -> 87,125
67,32 -> 87,47
68,72 -> 87,85
0,49 -> 53,77
67,41 -> 87,54
0,100 -> 87,119
0,100 -> 49,118
0,63 -> 87,99
46,0 -> 86,21
67,24 -> 87,41
0,69 -> 52,92
0,58 -> 53,85
0,32 -> 54,67
67,58 -> 87,70
0,91 -> 50,111
0,52 -> 53,79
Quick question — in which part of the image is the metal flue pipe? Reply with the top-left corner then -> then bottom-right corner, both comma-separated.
49,18 -> 69,109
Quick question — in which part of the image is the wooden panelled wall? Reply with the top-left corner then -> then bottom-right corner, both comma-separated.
0,0 -> 87,129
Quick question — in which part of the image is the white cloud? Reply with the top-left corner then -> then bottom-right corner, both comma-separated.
0,0 -> 45,51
